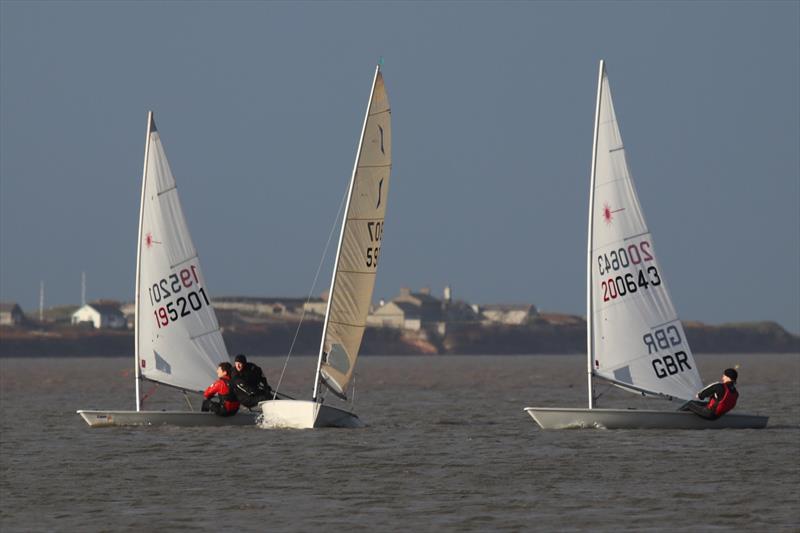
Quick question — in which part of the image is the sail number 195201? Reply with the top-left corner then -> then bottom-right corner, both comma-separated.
365,221 -> 384,268
148,265 -> 210,328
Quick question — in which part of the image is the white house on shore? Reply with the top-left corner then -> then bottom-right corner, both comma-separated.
71,302 -> 127,329
368,286 -> 480,336
0,302 -> 25,326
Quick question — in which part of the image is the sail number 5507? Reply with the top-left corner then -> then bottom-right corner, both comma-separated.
365,221 -> 383,268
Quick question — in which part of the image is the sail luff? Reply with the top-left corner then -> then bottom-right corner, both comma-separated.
586,60 -> 604,409
312,65 -> 382,401
134,111 -> 154,411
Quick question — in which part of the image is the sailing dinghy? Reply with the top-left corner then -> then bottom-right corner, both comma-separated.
258,65 -> 391,429
78,112 -> 256,427
525,62 -> 767,430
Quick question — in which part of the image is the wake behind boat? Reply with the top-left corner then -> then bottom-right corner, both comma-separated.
77,112 -> 255,427
258,64 -> 391,429
524,61 -> 767,430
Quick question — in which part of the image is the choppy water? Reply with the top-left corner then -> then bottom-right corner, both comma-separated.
1,354 -> 798,531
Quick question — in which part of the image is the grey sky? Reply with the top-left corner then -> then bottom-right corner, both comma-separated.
1,1 -> 798,332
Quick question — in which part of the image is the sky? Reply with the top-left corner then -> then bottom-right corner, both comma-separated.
1,1 -> 798,333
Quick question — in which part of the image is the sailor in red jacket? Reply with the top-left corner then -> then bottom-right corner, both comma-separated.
681,368 -> 739,420
201,362 -> 240,416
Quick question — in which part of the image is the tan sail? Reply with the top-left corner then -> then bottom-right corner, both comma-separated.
318,68 -> 391,397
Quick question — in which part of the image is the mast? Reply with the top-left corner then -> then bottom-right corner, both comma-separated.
586,60 -> 604,410
134,111 -> 153,411
312,64 -> 381,402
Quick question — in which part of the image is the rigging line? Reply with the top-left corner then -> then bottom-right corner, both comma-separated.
140,382 -> 159,407
272,184 -> 350,398
350,372 -> 357,410
594,381 -> 614,401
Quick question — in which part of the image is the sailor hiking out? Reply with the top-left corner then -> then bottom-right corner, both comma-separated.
680,368 -> 739,420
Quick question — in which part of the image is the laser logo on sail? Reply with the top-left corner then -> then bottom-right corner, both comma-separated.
602,203 -> 625,224
145,233 -> 161,248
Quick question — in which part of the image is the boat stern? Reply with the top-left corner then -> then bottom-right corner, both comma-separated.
257,400 -> 363,429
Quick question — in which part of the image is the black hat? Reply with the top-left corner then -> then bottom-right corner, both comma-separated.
723,368 -> 738,381
234,354 -> 247,364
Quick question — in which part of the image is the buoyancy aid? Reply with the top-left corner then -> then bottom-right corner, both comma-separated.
205,376 -> 240,413
707,382 -> 738,417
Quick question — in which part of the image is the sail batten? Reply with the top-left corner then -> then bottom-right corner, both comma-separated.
314,66 -> 391,399
589,64 -> 703,403
136,113 -> 230,394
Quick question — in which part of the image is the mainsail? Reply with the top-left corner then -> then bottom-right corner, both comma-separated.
135,112 -> 230,398
315,66 -> 391,398
588,63 -> 703,401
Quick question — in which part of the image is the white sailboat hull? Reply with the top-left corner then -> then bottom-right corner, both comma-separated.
257,400 -> 363,429
77,409 -> 258,428
524,407 -> 768,430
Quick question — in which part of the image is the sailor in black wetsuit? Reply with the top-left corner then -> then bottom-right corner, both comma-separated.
231,354 -> 274,409
681,368 -> 739,420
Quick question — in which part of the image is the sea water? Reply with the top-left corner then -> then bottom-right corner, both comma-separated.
1,354 -> 798,531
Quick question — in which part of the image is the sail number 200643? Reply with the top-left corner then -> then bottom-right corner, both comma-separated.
148,265 -> 210,328
598,240 -> 661,302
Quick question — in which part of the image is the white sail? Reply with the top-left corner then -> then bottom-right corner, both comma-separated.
135,112 -> 230,394
589,64 -> 703,401
316,67 -> 391,397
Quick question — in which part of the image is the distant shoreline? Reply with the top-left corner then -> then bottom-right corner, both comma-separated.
2,318 -> 797,357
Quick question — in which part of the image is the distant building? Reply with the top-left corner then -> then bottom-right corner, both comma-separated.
369,301 -> 427,331
368,286 -> 479,335
71,301 -> 127,329
303,298 -> 328,316
0,302 -> 25,326
480,304 -> 538,325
